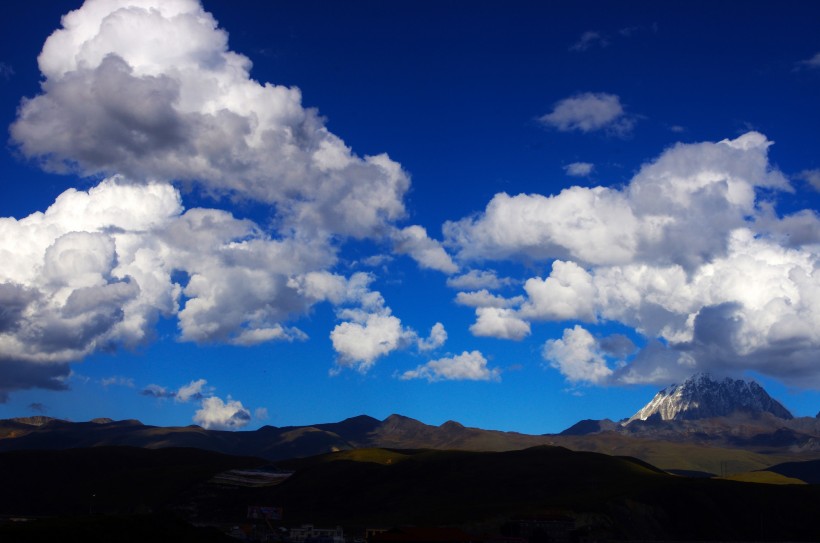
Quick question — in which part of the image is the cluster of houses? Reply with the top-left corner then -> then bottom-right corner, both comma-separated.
230,514 -> 578,543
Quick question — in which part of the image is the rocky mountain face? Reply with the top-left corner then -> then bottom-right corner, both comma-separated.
627,373 -> 793,423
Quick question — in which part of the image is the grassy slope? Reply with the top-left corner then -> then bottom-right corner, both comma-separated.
721,471 -> 807,485
248,446 -> 820,541
549,433 -> 818,475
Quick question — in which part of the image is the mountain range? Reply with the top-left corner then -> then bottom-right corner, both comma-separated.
6,373 -> 820,541
3,373 -> 820,475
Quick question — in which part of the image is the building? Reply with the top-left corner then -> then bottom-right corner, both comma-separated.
289,523 -> 345,543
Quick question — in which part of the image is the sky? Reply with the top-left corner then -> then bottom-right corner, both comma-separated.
0,0 -> 819,434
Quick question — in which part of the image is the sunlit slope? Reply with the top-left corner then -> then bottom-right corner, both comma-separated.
549,433 -> 814,475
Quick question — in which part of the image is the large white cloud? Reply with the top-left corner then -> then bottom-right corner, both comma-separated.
0,178 -> 373,396
469,307 -> 531,341
1,0 -> 439,398
445,133 -> 790,271
449,133 -> 820,386
445,187 -> 640,266
519,260 -> 596,322
11,0 -> 409,240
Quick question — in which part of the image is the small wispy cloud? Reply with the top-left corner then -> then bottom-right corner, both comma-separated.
569,31 -> 608,52
0,62 -> 13,80
564,162 -> 594,177
570,24 -> 656,52
540,92 -> 636,136
796,52 -> 820,70
100,376 -> 135,388
28,402 -> 48,414
798,169 -> 820,192
401,350 -> 501,382
140,378 -> 210,402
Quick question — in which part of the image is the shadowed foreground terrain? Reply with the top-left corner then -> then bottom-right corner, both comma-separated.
4,445 -> 820,541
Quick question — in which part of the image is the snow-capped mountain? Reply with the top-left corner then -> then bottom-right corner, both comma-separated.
627,373 -> 793,423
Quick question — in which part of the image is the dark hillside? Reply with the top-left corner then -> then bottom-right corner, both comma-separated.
0,446 -> 265,516
178,446 -> 820,541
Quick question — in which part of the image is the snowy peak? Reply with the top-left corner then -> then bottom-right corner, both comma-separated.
627,373 -> 793,423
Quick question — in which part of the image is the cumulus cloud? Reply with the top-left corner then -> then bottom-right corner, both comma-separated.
391,225 -> 458,274
542,326 -> 612,384
311,273 -> 440,372
10,0 -> 409,240
417,322 -> 447,351
401,350 -> 501,382
519,261 -> 596,322
469,307 -> 531,340
445,187 -> 639,266
194,396 -> 251,430
539,92 -> 634,135
331,313 -> 413,372
176,378 -> 208,402
0,178 -> 342,372
564,162 -> 594,177
142,377 -> 252,430
449,132 -> 820,386
445,132 -> 789,270
0,0 -> 435,397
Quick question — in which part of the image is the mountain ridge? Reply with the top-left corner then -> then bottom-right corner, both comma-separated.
2,373 -> 818,474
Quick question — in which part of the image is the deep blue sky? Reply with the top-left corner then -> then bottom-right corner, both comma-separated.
0,1 -> 819,433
